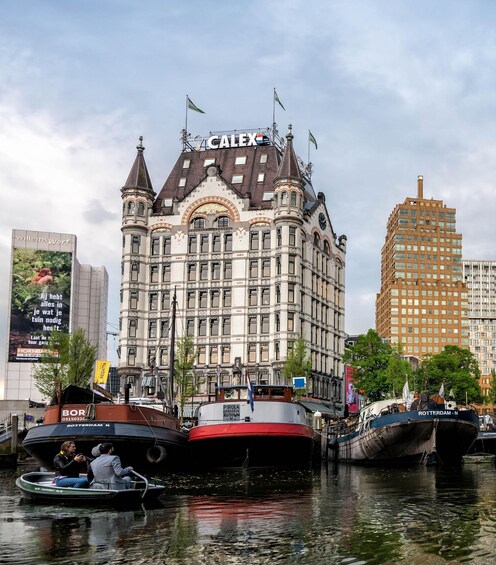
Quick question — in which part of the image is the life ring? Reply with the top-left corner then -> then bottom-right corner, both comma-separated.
146,445 -> 167,464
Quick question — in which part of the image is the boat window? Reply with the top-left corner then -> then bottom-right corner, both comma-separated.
239,389 -> 248,400
269,388 -> 285,398
223,389 -> 237,399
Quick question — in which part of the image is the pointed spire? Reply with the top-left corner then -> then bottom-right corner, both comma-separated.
276,124 -> 302,181
123,136 -> 154,192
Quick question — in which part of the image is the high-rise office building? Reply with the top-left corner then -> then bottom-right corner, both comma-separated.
118,127 -> 347,413
3,229 -> 108,401
376,176 -> 468,358
463,260 -> 496,399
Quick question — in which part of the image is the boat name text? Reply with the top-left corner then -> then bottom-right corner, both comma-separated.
417,410 -> 458,416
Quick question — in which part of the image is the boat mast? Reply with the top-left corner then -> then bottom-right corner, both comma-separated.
169,286 -> 177,411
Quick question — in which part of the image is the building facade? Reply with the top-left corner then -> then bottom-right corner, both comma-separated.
376,176 -> 468,358
3,229 -> 108,401
118,127 -> 347,413
463,260 -> 496,400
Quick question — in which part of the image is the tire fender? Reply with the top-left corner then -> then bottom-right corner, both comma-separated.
146,445 -> 167,464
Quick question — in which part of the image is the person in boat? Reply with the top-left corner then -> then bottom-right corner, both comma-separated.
53,441 -> 90,488
89,442 -> 133,489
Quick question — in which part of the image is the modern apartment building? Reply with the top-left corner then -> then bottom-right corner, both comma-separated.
463,260 -> 496,398
118,127 -> 347,413
376,176 -> 468,358
3,229 -> 108,401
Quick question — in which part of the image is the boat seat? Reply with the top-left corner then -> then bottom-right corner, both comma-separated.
90,481 -> 135,490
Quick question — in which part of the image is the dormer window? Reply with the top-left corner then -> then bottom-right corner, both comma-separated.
183,159 -> 191,169
178,178 -> 186,187
258,173 -> 265,182
205,158 -> 215,166
232,174 -> 243,184
260,154 -> 267,164
235,156 -> 247,165
262,192 -> 273,201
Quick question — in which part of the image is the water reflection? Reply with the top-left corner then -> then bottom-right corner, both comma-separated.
2,465 -> 496,564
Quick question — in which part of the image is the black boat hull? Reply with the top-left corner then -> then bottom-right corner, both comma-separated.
22,421 -> 189,471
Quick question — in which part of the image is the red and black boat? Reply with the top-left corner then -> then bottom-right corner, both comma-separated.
189,384 -> 315,468
22,385 -> 189,470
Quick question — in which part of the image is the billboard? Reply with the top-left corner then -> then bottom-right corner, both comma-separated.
9,248 -> 72,362
345,365 -> 358,414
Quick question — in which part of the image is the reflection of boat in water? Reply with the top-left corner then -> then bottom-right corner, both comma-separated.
16,471 -> 164,506
189,385 -> 314,468
327,395 -> 479,465
22,385 -> 189,470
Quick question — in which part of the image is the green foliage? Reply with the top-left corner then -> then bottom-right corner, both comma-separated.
282,337 -> 312,393
419,345 -> 483,404
32,329 -> 97,400
342,329 -> 394,401
174,335 -> 198,422
486,369 -> 496,407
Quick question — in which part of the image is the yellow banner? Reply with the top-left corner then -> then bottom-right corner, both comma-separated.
94,360 -> 111,384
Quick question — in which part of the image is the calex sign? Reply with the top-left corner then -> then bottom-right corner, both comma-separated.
207,132 -> 268,150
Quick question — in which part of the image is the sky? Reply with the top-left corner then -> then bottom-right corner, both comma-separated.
2,0 -> 496,369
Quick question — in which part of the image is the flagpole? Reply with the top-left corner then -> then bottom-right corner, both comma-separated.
308,129 -> 311,163
272,88 -> 276,144
185,95 -> 189,137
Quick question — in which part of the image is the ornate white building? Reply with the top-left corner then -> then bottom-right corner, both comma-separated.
118,127 -> 346,414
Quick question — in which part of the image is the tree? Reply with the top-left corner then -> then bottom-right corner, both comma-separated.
385,343 -> 414,398
419,345 -> 483,404
282,336 -> 312,393
32,328 -> 97,400
174,335 -> 198,423
342,329 -> 393,401
486,369 -> 496,411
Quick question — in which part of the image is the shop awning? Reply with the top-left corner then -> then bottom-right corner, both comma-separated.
298,400 -> 340,418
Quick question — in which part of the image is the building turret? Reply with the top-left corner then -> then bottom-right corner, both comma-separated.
119,137 -> 155,386
273,125 -> 305,225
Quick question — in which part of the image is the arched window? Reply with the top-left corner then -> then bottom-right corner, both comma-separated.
191,217 -> 206,229
137,202 -> 145,216
216,216 -> 231,228
313,232 -> 320,248
323,240 -> 330,255
127,201 -> 135,215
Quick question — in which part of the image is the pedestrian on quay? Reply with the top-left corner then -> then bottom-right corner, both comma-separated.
53,441 -> 90,488
89,443 -> 133,489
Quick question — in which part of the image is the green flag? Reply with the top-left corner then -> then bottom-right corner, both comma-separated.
274,89 -> 285,111
309,130 -> 318,150
187,97 -> 205,114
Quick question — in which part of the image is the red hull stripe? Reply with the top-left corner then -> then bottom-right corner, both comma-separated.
189,423 -> 314,442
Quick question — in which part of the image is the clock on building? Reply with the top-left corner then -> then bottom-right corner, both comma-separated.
319,212 -> 327,230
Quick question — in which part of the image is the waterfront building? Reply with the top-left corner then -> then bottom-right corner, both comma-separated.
463,260 -> 496,403
118,127 -> 347,414
3,229 -> 108,401
376,176 -> 468,358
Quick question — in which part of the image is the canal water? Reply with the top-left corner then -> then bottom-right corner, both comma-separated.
1,463 -> 496,564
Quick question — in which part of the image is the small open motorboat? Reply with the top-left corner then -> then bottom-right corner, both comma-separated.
462,452 -> 496,465
15,470 -> 165,506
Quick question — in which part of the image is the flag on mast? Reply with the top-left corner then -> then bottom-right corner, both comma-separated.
187,96 -> 205,114
246,373 -> 255,412
402,379 -> 410,402
274,89 -> 285,111
309,130 -> 318,150
438,383 -> 445,398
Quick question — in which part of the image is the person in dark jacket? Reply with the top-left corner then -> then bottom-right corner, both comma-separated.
53,441 -> 90,488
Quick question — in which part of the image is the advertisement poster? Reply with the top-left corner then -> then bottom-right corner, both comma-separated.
345,365 -> 358,414
9,249 -> 72,362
